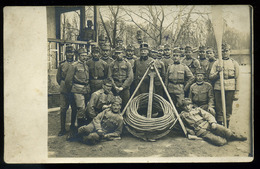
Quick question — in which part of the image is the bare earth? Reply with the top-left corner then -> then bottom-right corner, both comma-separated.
48,66 -> 252,158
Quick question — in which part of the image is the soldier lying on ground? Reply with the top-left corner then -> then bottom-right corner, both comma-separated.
67,96 -> 123,145
180,98 -> 247,146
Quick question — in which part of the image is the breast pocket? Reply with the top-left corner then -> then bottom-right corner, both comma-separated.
198,90 -> 208,102
168,70 -> 175,81
177,71 -> 184,83
228,68 -> 235,78
76,67 -> 86,79
98,66 -> 105,77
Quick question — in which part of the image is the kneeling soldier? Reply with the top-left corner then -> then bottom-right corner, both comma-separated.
189,67 -> 215,116
68,96 -> 124,145
180,98 -> 247,146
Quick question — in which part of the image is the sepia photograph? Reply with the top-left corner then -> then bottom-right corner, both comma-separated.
4,5 -> 253,163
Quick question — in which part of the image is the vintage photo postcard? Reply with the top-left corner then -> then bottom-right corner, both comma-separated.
4,5 -> 253,163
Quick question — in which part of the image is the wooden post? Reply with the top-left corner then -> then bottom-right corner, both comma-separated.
80,7 -> 86,40
147,67 -> 155,118
212,6 -> 227,127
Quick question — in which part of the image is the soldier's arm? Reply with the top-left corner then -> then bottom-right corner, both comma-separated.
108,117 -> 124,137
65,65 -> 76,91
199,108 -> 217,124
92,110 -> 105,131
184,65 -> 195,90
56,66 -> 62,85
161,62 -> 166,81
194,59 -> 200,68
209,61 -> 220,81
104,62 -> 109,78
122,62 -> 134,89
108,62 -> 117,88
207,84 -> 215,108
87,93 -> 99,119
188,85 -> 193,100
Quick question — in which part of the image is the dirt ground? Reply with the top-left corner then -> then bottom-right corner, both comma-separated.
48,66 -> 252,158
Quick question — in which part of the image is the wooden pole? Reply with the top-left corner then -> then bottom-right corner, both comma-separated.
147,68 -> 155,118
153,65 -> 187,137
212,6 -> 227,127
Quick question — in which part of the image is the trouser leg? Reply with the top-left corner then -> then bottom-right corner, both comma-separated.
210,123 -> 233,139
69,93 -> 77,129
201,131 -> 227,146
59,93 -> 69,136
74,93 -> 86,128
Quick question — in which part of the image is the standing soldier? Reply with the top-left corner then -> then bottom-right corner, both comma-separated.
162,44 -> 174,72
56,45 -> 77,136
65,47 -> 90,131
86,45 -> 109,93
157,45 -> 164,60
108,47 -> 134,109
209,43 -> 240,128
133,42 -> 154,95
101,43 -> 114,65
125,44 -> 138,68
198,46 -> 210,81
179,45 -> 186,61
165,49 -> 194,111
206,47 -> 217,86
189,68 -> 215,116
182,46 -> 200,75
153,50 -> 166,97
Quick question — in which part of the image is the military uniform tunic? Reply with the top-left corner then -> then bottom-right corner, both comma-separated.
133,57 -> 154,95
182,57 -> 200,75
101,56 -> 114,66
108,59 -> 133,108
154,59 -> 165,97
209,58 -> 240,122
165,62 -> 194,108
86,58 -> 109,93
162,56 -> 174,73
199,58 -> 210,81
207,58 -> 217,85
189,82 -> 215,115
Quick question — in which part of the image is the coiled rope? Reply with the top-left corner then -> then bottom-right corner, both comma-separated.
124,93 -> 178,141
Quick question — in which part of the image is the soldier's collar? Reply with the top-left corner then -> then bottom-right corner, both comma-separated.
102,56 -> 108,60
92,57 -> 99,61
196,81 -> 204,85
174,61 -> 180,64
222,57 -> 230,60
200,57 -> 206,60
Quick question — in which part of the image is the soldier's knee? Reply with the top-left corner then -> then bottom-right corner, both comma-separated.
214,138 -> 227,146
82,133 -> 100,145
78,125 -> 91,135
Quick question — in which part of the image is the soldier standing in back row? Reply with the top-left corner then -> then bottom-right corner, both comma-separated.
182,46 -> 200,75
165,49 -> 194,111
206,47 -> 217,86
56,45 -> 77,136
108,47 -> 134,109
198,46 -> 210,82
162,44 -> 174,72
133,42 -> 154,95
86,46 -> 109,93
101,43 -> 114,66
65,47 -> 90,130
209,44 -> 240,128
157,45 -> 164,60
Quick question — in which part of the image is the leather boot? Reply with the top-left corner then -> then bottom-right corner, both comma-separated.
229,132 -> 247,141
58,111 -> 67,136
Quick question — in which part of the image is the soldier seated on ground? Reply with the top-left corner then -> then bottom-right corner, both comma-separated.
67,96 -> 123,145
180,98 -> 247,146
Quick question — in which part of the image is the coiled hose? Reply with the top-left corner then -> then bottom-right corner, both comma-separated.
124,93 -> 178,141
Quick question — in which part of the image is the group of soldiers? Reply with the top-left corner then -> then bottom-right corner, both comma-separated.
56,38 -> 246,146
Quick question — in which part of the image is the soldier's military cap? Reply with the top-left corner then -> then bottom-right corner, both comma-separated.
102,43 -> 111,51
77,47 -> 88,54
103,78 -> 113,87
140,42 -> 149,50
157,45 -> 164,51
151,49 -> 158,53
126,44 -> 135,51
66,45 -> 75,52
182,98 -> 192,106
185,46 -> 192,52
195,67 -> 206,75
206,47 -> 214,51
164,44 -> 171,50
112,96 -> 122,105
172,49 -> 181,54
199,46 -> 206,51
92,45 -> 100,53
222,43 -> 231,50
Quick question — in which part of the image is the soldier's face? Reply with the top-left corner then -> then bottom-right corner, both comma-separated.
140,49 -> 149,57
158,50 -> 164,56
112,103 -> 121,113
66,52 -> 74,60
179,48 -> 185,54
199,50 -> 206,58
126,50 -> 133,57
173,54 -> 180,62
185,104 -> 193,111
92,51 -> 100,59
151,53 -> 157,59
196,74 -> 204,82
103,84 -> 112,94
103,50 -> 110,57
206,51 -> 215,59
222,48 -> 230,59
164,49 -> 171,56
115,52 -> 123,60
79,53 -> 87,62
185,51 -> 192,58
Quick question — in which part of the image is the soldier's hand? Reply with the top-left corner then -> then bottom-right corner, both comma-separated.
208,107 -> 216,116
184,85 -> 189,92
216,66 -> 222,72
211,123 -> 217,130
102,104 -> 111,110
118,87 -> 123,92
97,129 -> 104,136
233,90 -> 239,101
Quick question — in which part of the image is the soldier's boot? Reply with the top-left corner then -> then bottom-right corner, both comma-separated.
229,132 -> 247,141
77,118 -> 86,128
58,111 -> 67,136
